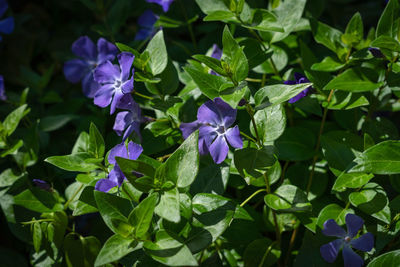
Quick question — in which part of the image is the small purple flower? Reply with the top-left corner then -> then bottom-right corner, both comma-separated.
135,10 -> 159,41
210,44 -> 222,76
64,36 -> 118,98
180,97 -> 243,164
146,0 -> 174,12
93,52 -> 135,115
0,0 -> 14,42
113,94 -> 143,141
368,47 -> 385,58
0,75 -> 6,101
33,179 -> 52,191
95,141 -> 143,192
284,73 -> 313,103
320,213 -> 374,267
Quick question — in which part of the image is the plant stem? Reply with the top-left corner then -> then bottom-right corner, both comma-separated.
240,131 -> 257,144
245,104 -> 262,147
239,189 -> 267,207
22,219 -> 54,225
134,91 -> 153,100
64,183 -> 84,210
284,226 -> 299,266
245,77 -> 263,83
178,0 -> 197,51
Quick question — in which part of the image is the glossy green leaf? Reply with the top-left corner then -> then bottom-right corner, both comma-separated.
370,35 -> 400,52
95,234 -> 139,266
311,56 -> 345,72
376,0 -> 400,38
342,12 -> 363,45
251,104 -> 286,144
145,31 -> 168,76
323,68 -> 383,92
154,188 -> 180,223
316,204 -> 353,229
276,127 -> 315,161
14,188 -> 63,213
89,123 -> 105,159
33,222 -> 42,253
264,185 -> 311,212
184,65 -> 226,99
367,250 -> 400,267
234,146 -> 276,179
45,153 -> 100,172
2,104 -> 29,137
128,194 -> 158,238
243,238 -> 279,267
332,172 -> 374,192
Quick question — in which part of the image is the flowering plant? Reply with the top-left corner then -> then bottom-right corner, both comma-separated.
1,0 -> 400,266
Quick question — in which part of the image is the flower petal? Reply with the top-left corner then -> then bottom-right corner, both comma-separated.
146,0 -> 174,12
110,89 -> 124,115
97,37 -> 118,63
108,143 -> 128,165
322,219 -> 346,238
283,80 -> 296,85
113,111 -> 131,136
209,135 -> 229,164
351,232 -> 374,252
0,75 -> 6,101
346,213 -> 364,238
118,52 -> 135,82
116,94 -> 134,110
180,121 -> 202,139
214,97 -> 237,127
121,76 -> 134,94
63,59 -> 90,83
94,61 -> 120,84
320,239 -> 343,263
123,122 -> 141,141
197,99 -> 222,125
138,9 -> 158,28
211,44 -> 222,60
0,16 -> 14,35
108,165 -> 126,187
294,72 -> 309,83
128,142 -> 143,160
71,36 -> 97,61
94,84 -> 114,108
95,178 -> 117,192
342,245 -> 364,267
81,71 -> 100,98
225,125 -> 243,149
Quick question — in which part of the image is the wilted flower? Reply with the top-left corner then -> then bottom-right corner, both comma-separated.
180,97 -> 243,164
95,142 -> 143,192
113,94 -> 143,141
0,75 -> 6,101
33,179 -> 51,191
93,52 -> 135,114
0,0 -> 14,41
210,44 -> 222,75
284,73 -> 313,103
368,47 -> 385,58
320,213 -> 374,267
135,10 -> 159,41
64,36 -> 118,97
146,0 -> 174,12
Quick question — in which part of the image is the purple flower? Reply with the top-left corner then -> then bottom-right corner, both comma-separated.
135,10 -> 159,41
113,94 -> 143,141
95,141 -> 143,192
180,97 -> 243,164
64,36 -> 118,98
284,72 -> 313,103
93,52 -> 135,115
0,0 -> 14,41
368,47 -> 385,58
33,179 -> 51,191
0,75 -> 6,101
320,213 -> 374,267
146,0 -> 174,12
210,44 -> 222,76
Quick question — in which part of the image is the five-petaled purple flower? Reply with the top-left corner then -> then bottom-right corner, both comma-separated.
93,52 -> 135,115
113,94 -> 143,141
284,73 -> 313,103
135,10 -> 159,41
0,0 -> 14,42
210,44 -> 222,76
320,213 -> 374,267
0,75 -> 6,101
180,97 -> 243,164
64,36 -> 118,98
95,141 -> 143,192
146,0 -> 174,12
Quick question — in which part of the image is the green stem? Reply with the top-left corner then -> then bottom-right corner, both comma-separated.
178,0 -> 197,51
22,219 -> 54,225
245,77 -> 263,83
240,131 -> 257,144
245,104 -> 262,147
64,183 -> 84,210
134,91 -> 153,100
239,189 -> 267,207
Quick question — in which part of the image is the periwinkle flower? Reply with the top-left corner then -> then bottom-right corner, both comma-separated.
320,213 -> 374,267
93,52 -> 135,115
64,36 -> 118,98
0,0 -> 14,41
368,47 -> 385,58
135,10 -> 159,41
33,179 -> 51,191
95,141 -> 143,192
113,94 -> 143,141
0,75 -> 6,101
284,72 -> 313,103
146,0 -> 174,12
210,44 -> 222,75
180,97 -> 243,164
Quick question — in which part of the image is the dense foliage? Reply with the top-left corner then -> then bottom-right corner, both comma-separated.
1,0 -> 400,266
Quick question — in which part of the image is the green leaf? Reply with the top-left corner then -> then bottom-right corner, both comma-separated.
45,153 -> 100,172
311,56 -> 345,72
332,172 -> 374,192
95,234 -> 139,266
251,104 -> 286,144
73,186 -> 98,216
264,185 -> 311,212
72,132 -> 90,154
254,83 -> 313,109
64,234 -> 101,267
342,12 -> 363,46
154,188 -> 180,223
276,127 -> 315,161
376,0 -> 400,38
190,162 -> 229,195
323,68 -> 383,92
243,238 -> 280,267
370,35 -> 400,52
116,157 -> 156,180
1,139 -> 24,157
89,123 -> 105,159
350,141 -> 400,174
195,0 -> 229,14
164,131 -> 199,188
39,115 -> 76,132
145,59 -> 179,96
128,194 -> 158,238
2,104 -> 29,137
204,10 -> 235,21
327,91 -> 369,110
242,9 -> 283,33
145,31 -> 168,76
33,222 -> 42,253
184,65 -> 226,99
14,188 -> 63,213
253,45 -> 287,75
321,135 -> 356,171
310,18 -> 344,54
234,146 -> 276,179
192,54 -> 226,76
316,204 -> 353,229
367,249 -> 400,267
